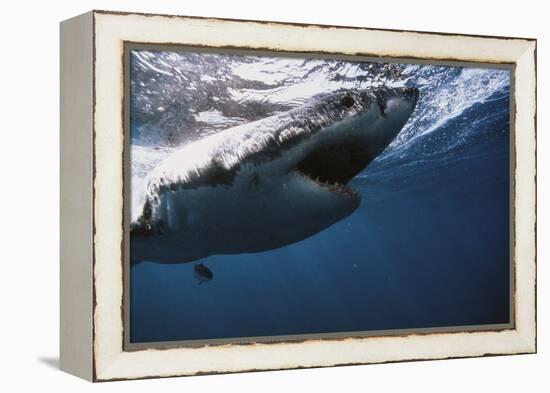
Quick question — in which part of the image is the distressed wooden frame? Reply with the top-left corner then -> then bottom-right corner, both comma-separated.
60,10 -> 537,382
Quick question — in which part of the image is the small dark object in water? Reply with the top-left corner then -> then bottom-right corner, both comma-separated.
194,263 -> 213,284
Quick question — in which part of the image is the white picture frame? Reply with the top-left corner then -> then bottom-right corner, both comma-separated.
60,10 -> 536,381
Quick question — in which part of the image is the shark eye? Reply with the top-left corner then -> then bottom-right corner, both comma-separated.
341,95 -> 355,109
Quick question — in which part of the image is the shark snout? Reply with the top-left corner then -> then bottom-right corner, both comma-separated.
371,87 -> 418,118
401,87 -> 419,107
357,86 -> 418,160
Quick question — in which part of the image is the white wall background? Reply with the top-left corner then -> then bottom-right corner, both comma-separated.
0,0 -> 546,390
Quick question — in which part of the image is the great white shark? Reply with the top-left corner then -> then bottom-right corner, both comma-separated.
131,87 -> 418,264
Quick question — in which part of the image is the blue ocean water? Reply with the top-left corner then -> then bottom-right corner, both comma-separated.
129,52 -> 510,343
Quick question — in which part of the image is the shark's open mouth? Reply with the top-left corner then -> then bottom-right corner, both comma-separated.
295,140 -> 370,197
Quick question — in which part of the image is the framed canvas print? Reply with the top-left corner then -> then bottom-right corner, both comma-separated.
60,10 -> 537,381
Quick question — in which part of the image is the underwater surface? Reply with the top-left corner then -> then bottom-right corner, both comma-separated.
129,50 -> 510,343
